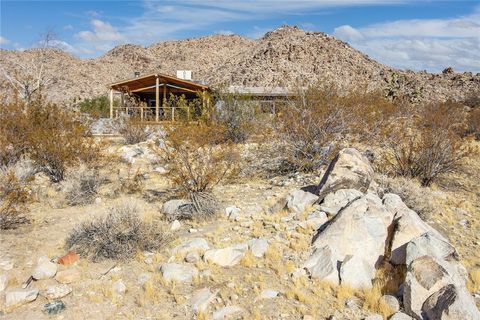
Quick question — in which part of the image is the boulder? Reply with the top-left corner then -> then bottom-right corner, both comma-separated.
44,284 -> 72,300
189,287 -> 218,313
160,263 -> 198,283
204,244 -> 248,267
286,189 -> 319,214
311,194 -> 392,271
319,189 -> 363,216
185,251 -> 201,263
32,256 -> 57,280
316,148 -> 374,199
304,210 -> 328,230
6,288 -> 39,307
380,295 -> 400,313
213,306 -> 244,320
383,194 -> 448,265
339,254 -> 374,289
173,238 -> 210,254
403,256 -> 453,319
247,238 -> 269,258
303,245 -> 339,284
422,284 -> 480,320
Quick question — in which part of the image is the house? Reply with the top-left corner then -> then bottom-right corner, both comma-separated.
108,72 -> 211,122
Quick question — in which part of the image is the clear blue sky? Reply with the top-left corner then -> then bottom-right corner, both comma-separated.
1,1 -> 479,72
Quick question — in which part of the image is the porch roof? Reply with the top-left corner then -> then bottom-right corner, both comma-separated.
109,73 -> 210,94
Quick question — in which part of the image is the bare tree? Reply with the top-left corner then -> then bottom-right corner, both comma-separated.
1,30 -> 60,101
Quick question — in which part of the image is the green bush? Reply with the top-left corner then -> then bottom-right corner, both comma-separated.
78,96 -> 110,118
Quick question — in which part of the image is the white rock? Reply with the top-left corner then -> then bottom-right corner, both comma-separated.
32,256 -> 57,280
44,284 -> 72,300
339,254 -> 374,289
112,280 -> 126,295
286,189 -> 319,214
247,238 -> 269,258
319,189 -> 363,216
170,220 -> 182,231
185,251 -> 200,263
317,148 -> 374,199
422,284 -> 480,320
225,206 -> 241,219
118,145 -> 143,164
173,238 -> 209,254
160,263 -> 198,283
380,295 -> 400,313
303,245 -> 339,284
137,273 -> 151,285
204,244 -> 248,267
162,199 -> 191,217
0,273 -> 7,292
305,211 -> 328,229
189,287 -> 218,312
6,288 -> 39,307
364,315 -> 383,320
213,306 -> 244,320
389,312 -> 414,320
255,289 -> 279,301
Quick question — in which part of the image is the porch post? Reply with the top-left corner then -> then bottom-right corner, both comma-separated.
155,77 -> 159,122
163,85 -> 168,121
109,89 -> 114,119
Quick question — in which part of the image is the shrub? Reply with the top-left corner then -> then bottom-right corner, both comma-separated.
166,192 -> 220,221
116,117 -> 153,144
0,167 -> 30,230
0,96 -> 99,182
65,203 -> 167,261
379,102 -> 471,187
63,165 -> 103,206
118,169 -> 145,194
78,96 -> 110,118
161,124 -> 239,194
466,108 -> 480,140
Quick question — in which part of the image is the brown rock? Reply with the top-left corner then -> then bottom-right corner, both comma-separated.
58,252 -> 80,265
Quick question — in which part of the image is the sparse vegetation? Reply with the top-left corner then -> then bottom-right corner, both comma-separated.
63,165 -> 103,206
65,202 -> 167,261
117,117 -> 153,145
78,96 -> 111,118
0,166 -> 30,230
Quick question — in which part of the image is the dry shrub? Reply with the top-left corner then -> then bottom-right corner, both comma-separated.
65,202 -> 167,261
118,169 -> 146,194
466,108 -> 480,140
166,192 -> 220,221
277,85 -> 396,172
0,96 -> 99,182
63,165 -> 103,206
379,102 -> 471,186
117,118 -> 153,145
161,124 -> 239,194
0,167 -> 30,230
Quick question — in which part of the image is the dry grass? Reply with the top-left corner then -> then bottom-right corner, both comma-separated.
65,202 -> 168,261
467,269 -> 480,293
63,165 -> 103,206
0,167 -> 30,229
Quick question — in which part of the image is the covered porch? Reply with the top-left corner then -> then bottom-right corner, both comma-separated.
108,73 -> 211,122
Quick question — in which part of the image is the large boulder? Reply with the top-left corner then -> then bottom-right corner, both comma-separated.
312,194 -> 392,271
422,284 -> 480,320
204,244 -> 248,267
383,194 -> 448,265
303,245 -> 339,284
286,189 -> 319,214
403,256 -> 453,319
316,148 -> 374,199
339,254 -> 375,289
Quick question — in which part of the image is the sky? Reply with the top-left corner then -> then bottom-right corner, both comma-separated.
1,0 -> 479,73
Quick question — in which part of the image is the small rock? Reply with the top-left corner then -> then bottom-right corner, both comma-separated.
364,314 -> 383,320
213,306 -> 244,320
389,312 -> 414,320
345,298 -> 360,309
160,263 -> 198,283
173,238 -> 209,254
190,287 -> 218,312
137,273 -> 151,285
55,268 -> 81,284
44,284 -> 72,300
43,300 -> 66,315
247,238 -> 269,258
6,288 -> 39,307
380,294 -> 400,313
58,252 -> 80,265
0,274 -> 8,292
225,206 -> 241,219
255,289 -> 279,301
189,228 -> 198,233
170,220 -> 181,231
203,244 -> 247,267
112,280 -> 126,295
32,256 -> 58,280
95,197 -> 102,204
185,251 -> 200,263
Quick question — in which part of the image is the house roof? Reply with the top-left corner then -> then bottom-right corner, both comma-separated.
109,73 -> 210,93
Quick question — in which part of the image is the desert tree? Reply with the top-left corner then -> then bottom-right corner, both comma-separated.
0,30 -> 60,101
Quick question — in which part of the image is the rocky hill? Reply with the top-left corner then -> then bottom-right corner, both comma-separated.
1,25 -> 479,103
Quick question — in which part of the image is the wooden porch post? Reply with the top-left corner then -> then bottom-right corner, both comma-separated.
155,77 -> 159,122
109,89 -> 114,119
163,85 -> 168,121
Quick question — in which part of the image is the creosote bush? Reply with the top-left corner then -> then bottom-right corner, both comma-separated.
117,118 -> 153,145
0,95 -> 99,182
65,203 -> 167,261
63,165 -> 103,206
379,101 -> 471,186
77,96 -> 110,118
0,166 -> 30,230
